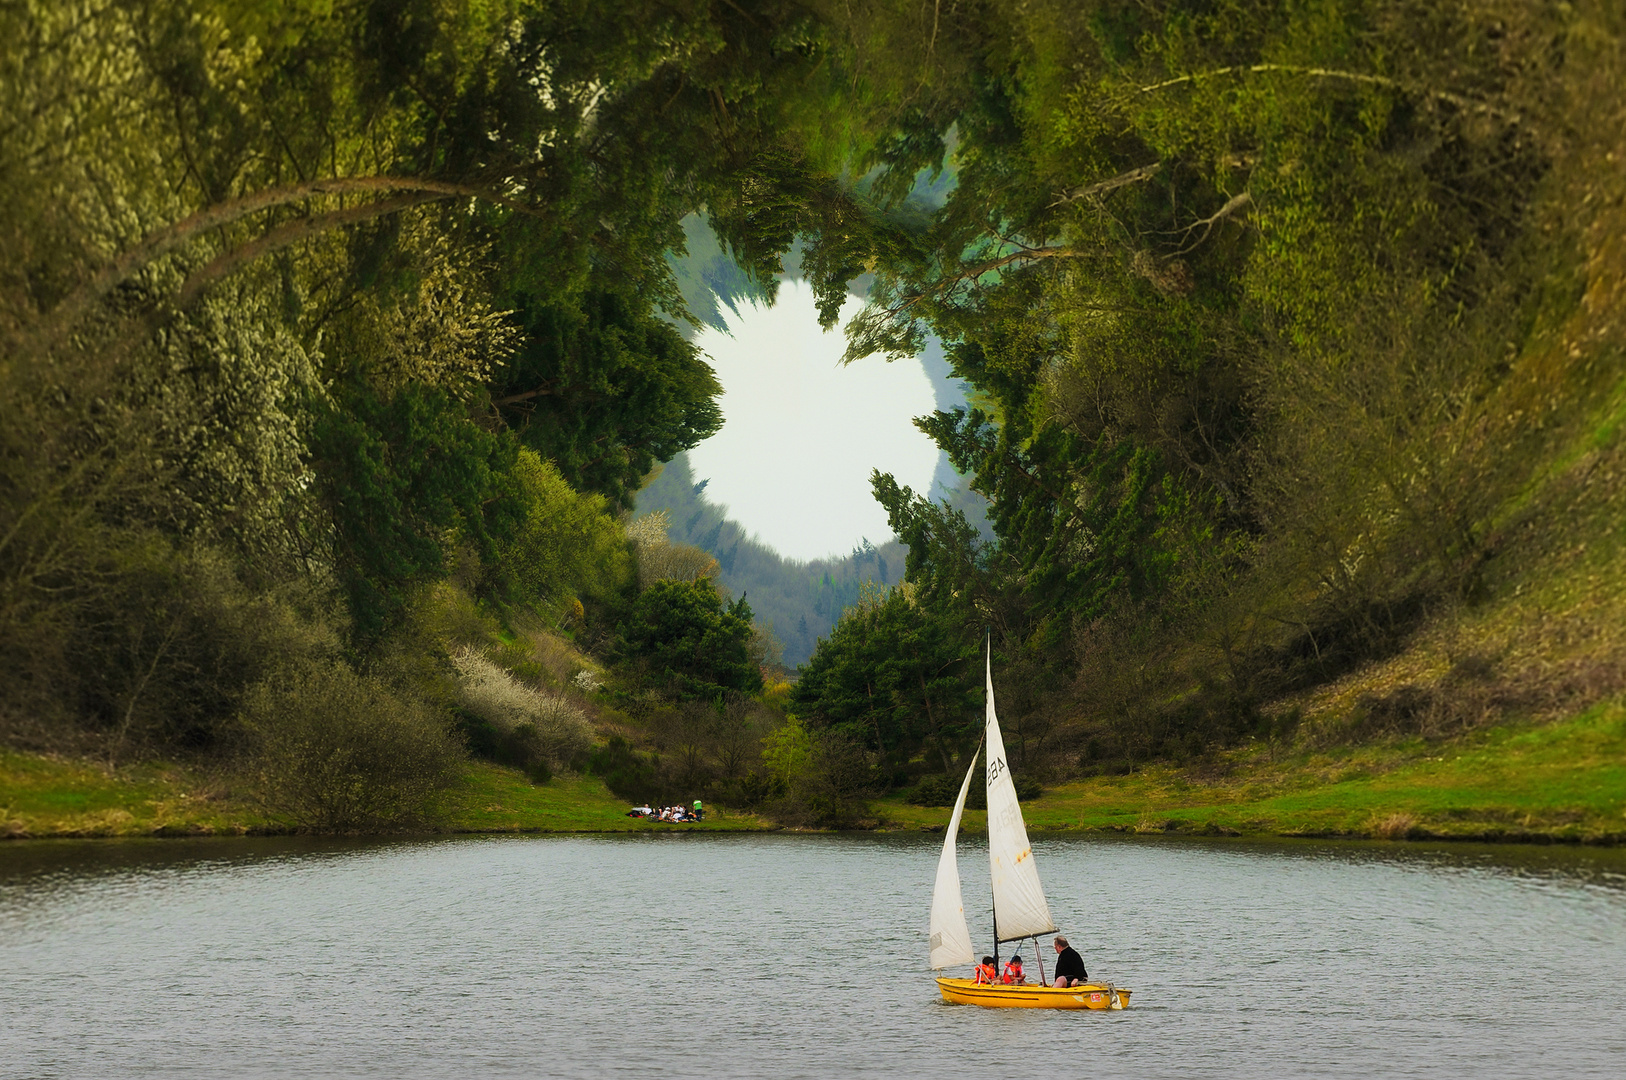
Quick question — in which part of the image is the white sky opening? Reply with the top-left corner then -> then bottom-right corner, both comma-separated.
687,279 -> 940,562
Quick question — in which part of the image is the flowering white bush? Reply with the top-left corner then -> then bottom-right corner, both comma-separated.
451,649 -> 592,769
625,510 -> 718,587
571,669 -> 603,693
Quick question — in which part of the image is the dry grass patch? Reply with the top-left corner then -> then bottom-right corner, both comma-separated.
1368,812 -> 1419,840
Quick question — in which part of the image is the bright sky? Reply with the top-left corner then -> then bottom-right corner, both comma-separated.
687,278 -> 940,562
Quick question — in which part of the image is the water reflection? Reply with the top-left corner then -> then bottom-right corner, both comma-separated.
2,834 -> 1623,1079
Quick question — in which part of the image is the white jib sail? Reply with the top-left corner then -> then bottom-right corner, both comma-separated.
985,646 -> 1057,942
928,752 -> 980,969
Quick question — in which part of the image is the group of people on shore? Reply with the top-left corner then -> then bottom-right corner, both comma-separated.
626,801 -> 704,822
971,936 -> 1089,987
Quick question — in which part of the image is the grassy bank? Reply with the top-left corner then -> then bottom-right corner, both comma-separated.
0,751 -> 276,839
441,765 -> 770,834
6,702 -> 1622,843
878,703 -> 1626,844
0,754 -> 769,839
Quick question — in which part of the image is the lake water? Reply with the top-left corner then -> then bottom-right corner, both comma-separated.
2,834 -> 1624,1079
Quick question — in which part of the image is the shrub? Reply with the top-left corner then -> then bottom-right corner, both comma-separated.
625,510 -> 719,588
490,450 -> 632,611
449,648 -> 593,776
1369,812 -> 1420,840
586,735 -> 671,804
242,663 -> 463,830
616,578 -> 762,698
30,538 -> 344,761
760,727 -> 876,827
906,773 -> 960,807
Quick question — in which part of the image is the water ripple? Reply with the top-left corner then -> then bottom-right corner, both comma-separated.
2,834 -> 1624,1079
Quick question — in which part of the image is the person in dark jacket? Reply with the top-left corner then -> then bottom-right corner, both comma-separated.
1051,935 -> 1088,987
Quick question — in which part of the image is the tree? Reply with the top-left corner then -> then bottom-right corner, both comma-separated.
805,0 -> 1566,769
311,384 -> 519,644
792,583 -> 977,771
488,289 -> 723,507
618,579 -> 763,699
488,449 -> 632,614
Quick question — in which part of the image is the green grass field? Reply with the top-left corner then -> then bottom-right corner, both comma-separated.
4,703 -> 1622,842
0,753 -> 769,839
0,751 -> 274,838
442,764 -> 770,833
876,702 -> 1626,843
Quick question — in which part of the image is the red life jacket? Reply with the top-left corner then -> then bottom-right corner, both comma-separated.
974,963 -> 997,984
1002,962 -> 1024,984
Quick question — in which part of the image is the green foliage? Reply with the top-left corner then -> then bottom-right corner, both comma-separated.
0,520 -> 344,761
753,713 -> 875,825
769,727 -> 876,827
71,541 -> 344,759
5,0 -> 1618,810
241,662 -> 464,830
312,383 -> 519,644
617,579 -> 764,700
801,0 -> 1588,774
761,717 -> 816,790
792,583 -> 978,771
586,735 -> 669,805
489,449 -> 632,614
489,290 -> 723,508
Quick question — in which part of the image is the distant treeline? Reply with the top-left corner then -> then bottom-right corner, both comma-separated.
635,453 -> 905,668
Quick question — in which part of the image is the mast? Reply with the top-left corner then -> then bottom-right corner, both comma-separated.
984,634 -> 1056,945
987,632 -> 996,976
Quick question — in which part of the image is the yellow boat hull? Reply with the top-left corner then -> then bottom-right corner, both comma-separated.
936,978 -> 1131,1010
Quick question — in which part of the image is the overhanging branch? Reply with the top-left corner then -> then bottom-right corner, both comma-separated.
14,174 -> 526,357
175,192 -> 448,309
1140,64 -> 1520,122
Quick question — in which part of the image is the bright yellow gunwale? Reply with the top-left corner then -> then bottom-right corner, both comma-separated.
935,978 -> 1132,1010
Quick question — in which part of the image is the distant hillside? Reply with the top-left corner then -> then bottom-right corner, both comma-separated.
635,453 -> 906,668
668,214 -> 768,334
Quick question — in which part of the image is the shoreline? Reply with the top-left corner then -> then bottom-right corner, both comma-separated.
5,702 -> 1623,847
3,821 -> 1622,848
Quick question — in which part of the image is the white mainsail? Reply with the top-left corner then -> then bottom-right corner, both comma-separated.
985,646 -> 1056,942
928,752 -> 980,969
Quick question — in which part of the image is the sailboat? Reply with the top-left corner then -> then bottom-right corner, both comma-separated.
929,642 -> 1131,1010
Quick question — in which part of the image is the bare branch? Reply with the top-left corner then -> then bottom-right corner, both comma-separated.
1051,162 -> 1163,207
1140,64 -> 1520,122
1166,191 -> 1253,255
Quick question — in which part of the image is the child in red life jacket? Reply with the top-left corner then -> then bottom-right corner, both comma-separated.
974,956 -> 998,984
1001,956 -> 1027,984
